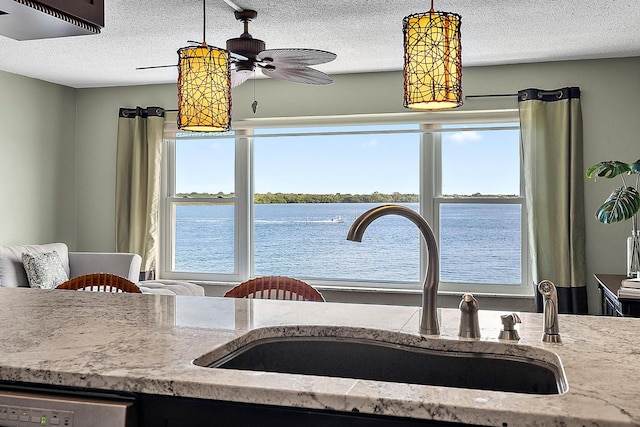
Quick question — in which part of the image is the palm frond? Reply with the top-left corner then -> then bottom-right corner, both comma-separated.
586,161 -> 632,179
595,186 -> 640,224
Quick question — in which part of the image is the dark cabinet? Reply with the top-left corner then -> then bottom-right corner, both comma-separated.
595,274 -> 640,317
137,394 -> 481,427
0,0 -> 103,40
38,0 -> 104,27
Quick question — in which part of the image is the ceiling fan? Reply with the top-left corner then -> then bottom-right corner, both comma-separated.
225,8 -> 336,88
137,1 -> 336,89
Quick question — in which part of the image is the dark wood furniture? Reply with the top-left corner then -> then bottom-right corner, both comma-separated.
595,273 -> 640,317
225,276 -> 325,302
56,273 -> 142,293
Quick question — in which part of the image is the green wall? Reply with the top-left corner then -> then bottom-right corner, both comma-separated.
3,57 -> 640,312
0,70 -> 76,246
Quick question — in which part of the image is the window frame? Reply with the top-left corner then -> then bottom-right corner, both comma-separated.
161,110 -> 531,296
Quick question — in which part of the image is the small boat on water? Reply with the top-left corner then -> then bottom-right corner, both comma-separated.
330,216 -> 345,223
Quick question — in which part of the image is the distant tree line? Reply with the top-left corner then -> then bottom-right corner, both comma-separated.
176,191 -> 419,204
176,191 -> 517,203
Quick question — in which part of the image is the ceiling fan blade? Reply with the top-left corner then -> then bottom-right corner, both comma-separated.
230,51 -> 249,61
256,49 -> 336,66
262,66 -> 333,85
231,69 -> 253,87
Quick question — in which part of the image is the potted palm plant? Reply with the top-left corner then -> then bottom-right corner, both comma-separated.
586,159 -> 640,277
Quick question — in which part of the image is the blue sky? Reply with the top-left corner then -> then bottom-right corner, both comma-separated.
441,126 -> 520,195
176,124 -> 520,195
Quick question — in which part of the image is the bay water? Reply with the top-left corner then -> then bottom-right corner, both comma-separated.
175,203 -> 521,285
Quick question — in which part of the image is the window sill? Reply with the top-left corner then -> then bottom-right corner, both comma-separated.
189,280 -> 536,311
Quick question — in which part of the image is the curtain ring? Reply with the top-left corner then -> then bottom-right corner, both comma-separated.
537,89 -> 563,100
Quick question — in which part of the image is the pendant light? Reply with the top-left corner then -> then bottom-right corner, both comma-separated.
403,1 -> 462,110
177,0 -> 232,132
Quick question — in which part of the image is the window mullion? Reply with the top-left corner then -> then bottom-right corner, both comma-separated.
420,123 -> 438,285
160,138 -> 176,276
235,129 -> 252,281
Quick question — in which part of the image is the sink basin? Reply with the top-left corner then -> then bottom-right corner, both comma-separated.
196,335 -> 567,395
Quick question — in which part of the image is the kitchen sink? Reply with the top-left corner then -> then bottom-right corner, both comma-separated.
196,336 -> 567,395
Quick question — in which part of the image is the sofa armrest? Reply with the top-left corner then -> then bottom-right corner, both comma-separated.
68,252 -> 142,283
138,280 -> 205,296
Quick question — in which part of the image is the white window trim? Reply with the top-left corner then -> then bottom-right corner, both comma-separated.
160,110 -> 531,296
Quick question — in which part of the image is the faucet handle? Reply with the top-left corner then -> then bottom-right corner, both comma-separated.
498,313 -> 521,341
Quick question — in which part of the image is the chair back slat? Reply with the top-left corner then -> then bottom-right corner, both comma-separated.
224,276 -> 325,302
56,273 -> 142,293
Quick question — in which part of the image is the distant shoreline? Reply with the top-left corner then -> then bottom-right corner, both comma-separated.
177,192 -> 417,203
176,192 -> 516,204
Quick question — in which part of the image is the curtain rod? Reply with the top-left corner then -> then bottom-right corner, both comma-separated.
465,94 -> 518,99
467,89 -> 579,100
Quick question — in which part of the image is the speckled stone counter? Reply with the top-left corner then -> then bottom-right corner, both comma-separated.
0,287 -> 638,426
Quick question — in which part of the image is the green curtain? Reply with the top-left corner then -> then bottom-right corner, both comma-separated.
115,107 -> 165,280
518,88 -> 588,314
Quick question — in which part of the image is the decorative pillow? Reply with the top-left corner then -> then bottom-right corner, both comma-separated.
22,251 -> 69,289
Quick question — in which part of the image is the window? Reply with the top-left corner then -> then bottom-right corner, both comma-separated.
164,134 -> 241,278
162,112 -> 528,295
436,123 -> 526,294
253,125 -> 420,283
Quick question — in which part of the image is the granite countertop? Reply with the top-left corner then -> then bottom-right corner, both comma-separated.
0,287 -> 638,426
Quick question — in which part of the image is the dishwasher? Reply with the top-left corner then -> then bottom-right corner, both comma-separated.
0,384 -> 136,427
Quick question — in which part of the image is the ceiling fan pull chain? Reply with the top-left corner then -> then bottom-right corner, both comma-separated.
252,70 -> 258,114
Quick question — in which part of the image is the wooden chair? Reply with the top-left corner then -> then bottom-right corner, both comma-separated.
224,276 -> 325,301
56,273 -> 142,293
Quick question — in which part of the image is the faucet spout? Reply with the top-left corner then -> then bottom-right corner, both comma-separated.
458,293 -> 481,339
347,204 -> 440,335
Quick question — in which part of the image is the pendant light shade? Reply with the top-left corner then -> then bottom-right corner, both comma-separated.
177,44 -> 232,132
403,3 -> 462,110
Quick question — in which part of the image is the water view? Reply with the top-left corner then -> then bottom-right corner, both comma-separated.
174,203 -> 521,285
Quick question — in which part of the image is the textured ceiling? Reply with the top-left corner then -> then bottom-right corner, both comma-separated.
1,0 -> 639,88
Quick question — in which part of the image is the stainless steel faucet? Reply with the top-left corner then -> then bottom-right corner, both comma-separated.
458,293 -> 481,339
538,280 -> 561,343
346,204 -> 440,335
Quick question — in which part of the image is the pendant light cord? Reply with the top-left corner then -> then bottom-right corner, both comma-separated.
202,0 -> 207,44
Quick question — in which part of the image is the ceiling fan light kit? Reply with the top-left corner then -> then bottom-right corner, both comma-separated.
177,43 -> 232,132
403,0 -> 463,110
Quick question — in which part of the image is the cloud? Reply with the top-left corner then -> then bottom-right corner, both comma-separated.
207,142 -> 224,151
448,131 -> 481,144
361,138 -> 378,148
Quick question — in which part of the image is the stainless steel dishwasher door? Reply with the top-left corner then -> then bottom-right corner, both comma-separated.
0,388 -> 135,427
